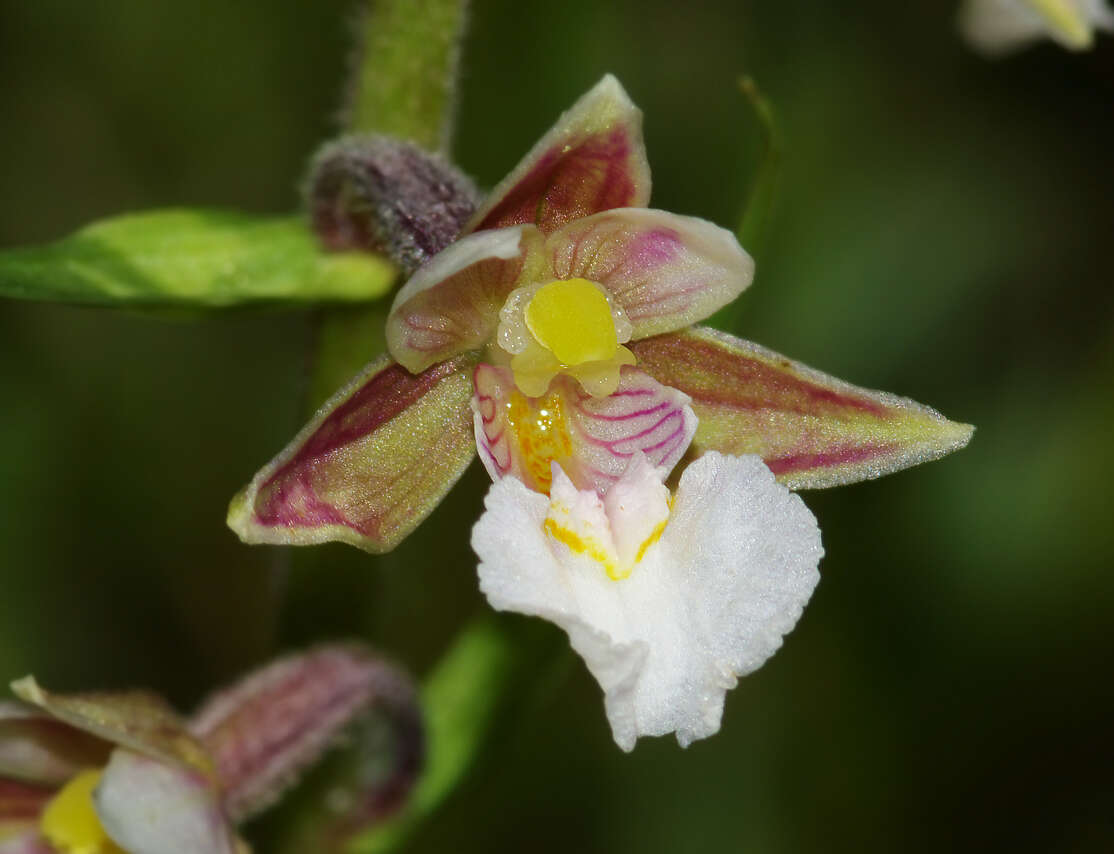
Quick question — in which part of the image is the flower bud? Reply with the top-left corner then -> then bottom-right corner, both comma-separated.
189,644 -> 421,825
306,136 -> 479,276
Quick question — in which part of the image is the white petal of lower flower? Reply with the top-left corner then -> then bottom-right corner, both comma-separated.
94,749 -> 235,854
472,451 -> 823,751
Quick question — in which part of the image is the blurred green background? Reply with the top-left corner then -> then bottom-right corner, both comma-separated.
2,0 -> 1112,851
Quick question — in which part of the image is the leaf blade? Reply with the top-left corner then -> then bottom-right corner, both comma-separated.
0,208 -> 395,308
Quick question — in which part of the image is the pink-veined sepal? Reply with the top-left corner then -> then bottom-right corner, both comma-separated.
227,353 -> 479,554
464,75 -> 652,235
630,327 -> 973,489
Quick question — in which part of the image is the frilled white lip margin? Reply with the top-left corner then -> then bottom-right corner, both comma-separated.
471,451 -> 823,751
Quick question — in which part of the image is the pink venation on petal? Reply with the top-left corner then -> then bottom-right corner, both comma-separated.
630,327 -> 974,490
228,353 -> 478,554
385,226 -> 535,374
472,363 -> 696,496
546,208 -> 754,340
763,445 -> 901,478
472,128 -> 636,234
465,75 -> 651,236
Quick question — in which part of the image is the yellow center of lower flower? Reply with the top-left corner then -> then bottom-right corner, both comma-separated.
40,769 -> 127,854
524,278 -> 619,366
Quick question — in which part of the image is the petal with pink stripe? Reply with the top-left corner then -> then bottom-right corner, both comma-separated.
386,226 -> 538,374
472,363 -> 696,496
464,75 -> 651,235
630,327 -> 974,489
545,208 -> 754,340
228,353 -> 478,554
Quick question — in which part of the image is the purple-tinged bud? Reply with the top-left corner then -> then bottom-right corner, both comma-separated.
188,644 -> 421,825
306,136 -> 479,277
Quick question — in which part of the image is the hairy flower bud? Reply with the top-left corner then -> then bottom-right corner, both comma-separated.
188,644 -> 422,825
306,136 -> 480,276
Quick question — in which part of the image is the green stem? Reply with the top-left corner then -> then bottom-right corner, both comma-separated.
346,0 -> 469,151
710,75 -> 783,335
734,75 -> 782,260
309,0 -> 472,406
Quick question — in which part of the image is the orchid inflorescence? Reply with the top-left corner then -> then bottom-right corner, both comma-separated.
228,76 -> 972,751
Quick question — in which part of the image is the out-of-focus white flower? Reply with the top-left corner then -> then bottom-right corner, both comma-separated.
471,452 -> 822,751
959,0 -> 1114,54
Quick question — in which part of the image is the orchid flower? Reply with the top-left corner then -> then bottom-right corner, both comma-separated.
959,0 -> 1114,52
0,646 -> 419,854
473,451 -> 822,750
227,75 -> 971,554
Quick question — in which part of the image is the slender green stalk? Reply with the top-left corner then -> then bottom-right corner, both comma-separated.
308,0 -> 471,404
735,75 -> 782,259
710,75 -> 783,335
346,0 -> 469,152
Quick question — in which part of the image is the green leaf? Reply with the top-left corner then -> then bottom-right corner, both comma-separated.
0,208 -> 395,309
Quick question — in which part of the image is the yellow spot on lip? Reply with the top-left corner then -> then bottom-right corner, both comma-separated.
506,389 -> 573,495
544,517 -> 623,579
544,515 -> 669,581
633,519 -> 668,564
40,769 -> 127,854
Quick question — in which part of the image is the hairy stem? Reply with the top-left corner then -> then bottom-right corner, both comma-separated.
310,0 -> 472,406
345,0 -> 469,152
